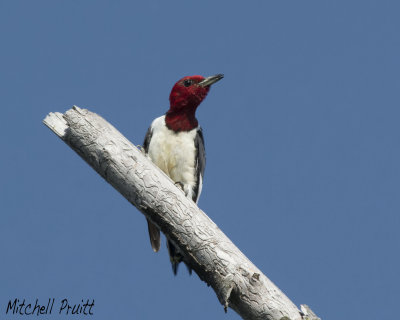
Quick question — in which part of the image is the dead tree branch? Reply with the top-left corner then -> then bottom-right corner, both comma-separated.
43,106 -> 320,320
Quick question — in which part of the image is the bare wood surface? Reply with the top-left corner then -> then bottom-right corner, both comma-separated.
43,106 -> 320,320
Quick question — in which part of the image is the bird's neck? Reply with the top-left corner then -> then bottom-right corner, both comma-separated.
165,109 -> 198,132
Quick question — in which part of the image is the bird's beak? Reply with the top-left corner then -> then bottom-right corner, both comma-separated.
198,74 -> 224,87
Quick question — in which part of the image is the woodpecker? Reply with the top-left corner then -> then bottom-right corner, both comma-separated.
142,74 -> 224,275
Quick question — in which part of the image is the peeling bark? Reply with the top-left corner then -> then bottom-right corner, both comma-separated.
43,106 -> 320,320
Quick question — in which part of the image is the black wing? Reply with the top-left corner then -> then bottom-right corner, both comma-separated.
193,128 -> 206,203
143,126 -> 153,153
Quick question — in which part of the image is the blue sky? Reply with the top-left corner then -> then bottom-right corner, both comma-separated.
1,1 -> 399,319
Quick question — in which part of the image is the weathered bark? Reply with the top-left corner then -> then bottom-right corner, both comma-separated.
43,106 -> 320,320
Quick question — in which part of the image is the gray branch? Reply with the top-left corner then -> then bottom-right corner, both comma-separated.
43,106 -> 320,320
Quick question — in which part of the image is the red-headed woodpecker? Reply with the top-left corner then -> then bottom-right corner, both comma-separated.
143,74 -> 224,274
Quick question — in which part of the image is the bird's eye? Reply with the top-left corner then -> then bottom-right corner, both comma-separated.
183,79 -> 193,87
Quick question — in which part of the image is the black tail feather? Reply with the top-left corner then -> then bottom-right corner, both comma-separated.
185,264 -> 192,275
167,240 -> 186,276
171,261 -> 179,275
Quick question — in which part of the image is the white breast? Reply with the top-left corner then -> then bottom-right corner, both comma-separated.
147,116 -> 198,197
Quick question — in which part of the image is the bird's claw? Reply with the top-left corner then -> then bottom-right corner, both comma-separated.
174,181 -> 184,191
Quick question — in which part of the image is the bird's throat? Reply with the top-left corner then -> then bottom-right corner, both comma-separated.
165,110 -> 198,132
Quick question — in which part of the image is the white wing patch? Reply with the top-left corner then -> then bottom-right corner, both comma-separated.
196,174 -> 203,204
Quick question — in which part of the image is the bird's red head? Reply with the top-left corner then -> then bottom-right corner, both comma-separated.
165,74 -> 223,132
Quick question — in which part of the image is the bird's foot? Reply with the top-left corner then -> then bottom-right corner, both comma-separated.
137,145 -> 145,154
174,181 -> 184,191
